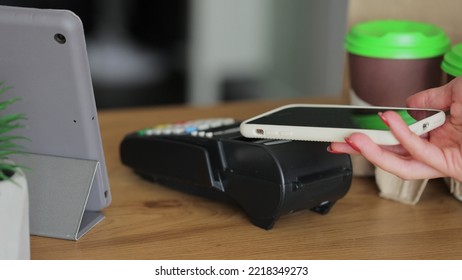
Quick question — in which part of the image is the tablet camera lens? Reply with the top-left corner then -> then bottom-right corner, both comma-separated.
54,33 -> 66,44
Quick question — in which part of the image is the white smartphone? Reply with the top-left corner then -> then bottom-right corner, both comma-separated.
240,104 -> 446,145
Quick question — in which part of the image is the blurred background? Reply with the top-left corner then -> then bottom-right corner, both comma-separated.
0,0 -> 460,109
0,0 -> 348,108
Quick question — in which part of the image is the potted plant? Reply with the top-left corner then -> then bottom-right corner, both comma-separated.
0,82 -> 30,260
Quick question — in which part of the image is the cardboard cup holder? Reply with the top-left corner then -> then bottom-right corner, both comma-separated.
374,167 -> 429,205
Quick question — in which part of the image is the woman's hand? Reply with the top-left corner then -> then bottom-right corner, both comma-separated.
329,76 -> 462,181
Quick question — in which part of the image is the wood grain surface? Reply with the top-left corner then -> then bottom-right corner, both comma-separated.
30,98 -> 462,259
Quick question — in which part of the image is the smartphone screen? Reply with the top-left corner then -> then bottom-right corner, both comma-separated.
246,107 -> 441,131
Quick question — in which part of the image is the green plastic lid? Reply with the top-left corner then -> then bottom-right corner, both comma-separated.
345,20 -> 451,59
441,43 -> 462,77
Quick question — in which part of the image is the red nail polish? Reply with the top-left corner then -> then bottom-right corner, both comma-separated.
344,137 -> 361,152
378,112 -> 389,126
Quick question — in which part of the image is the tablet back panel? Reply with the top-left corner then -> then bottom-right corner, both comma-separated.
0,5 -> 111,210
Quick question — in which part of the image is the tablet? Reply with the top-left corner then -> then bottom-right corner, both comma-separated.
0,5 -> 111,211
240,104 -> 446,145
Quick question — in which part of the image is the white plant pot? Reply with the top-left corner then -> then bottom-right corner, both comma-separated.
0,168 -> 30,260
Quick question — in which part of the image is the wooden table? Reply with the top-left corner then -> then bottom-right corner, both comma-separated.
30,97 -> 462,259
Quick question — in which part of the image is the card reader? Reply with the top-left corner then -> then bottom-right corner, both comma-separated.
120,118 -> 352,229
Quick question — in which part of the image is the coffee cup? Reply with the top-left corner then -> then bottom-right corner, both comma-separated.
344,20 -> 450,203
442,43 -> 462,82
441,43 -> 462,201
345,20 -> 450,107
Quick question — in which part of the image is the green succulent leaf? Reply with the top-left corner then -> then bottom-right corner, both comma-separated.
0,82 -> 29,181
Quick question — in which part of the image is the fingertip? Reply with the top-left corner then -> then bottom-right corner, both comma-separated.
382,110 -> 411,131
344,137 -> 361,152
381,110 -> 401,120
327,145 -> 345,154
329,142 -> 361,155
346,132 -> 374,143
378,111 -> 389,126
346,132 -> 383,158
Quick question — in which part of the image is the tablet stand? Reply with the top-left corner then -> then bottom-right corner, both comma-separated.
17,153 -> 104,240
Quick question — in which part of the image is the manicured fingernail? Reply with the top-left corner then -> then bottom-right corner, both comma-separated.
378,112 -> 389,126
344,137 -> 361,152
327,145 -> 345,154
